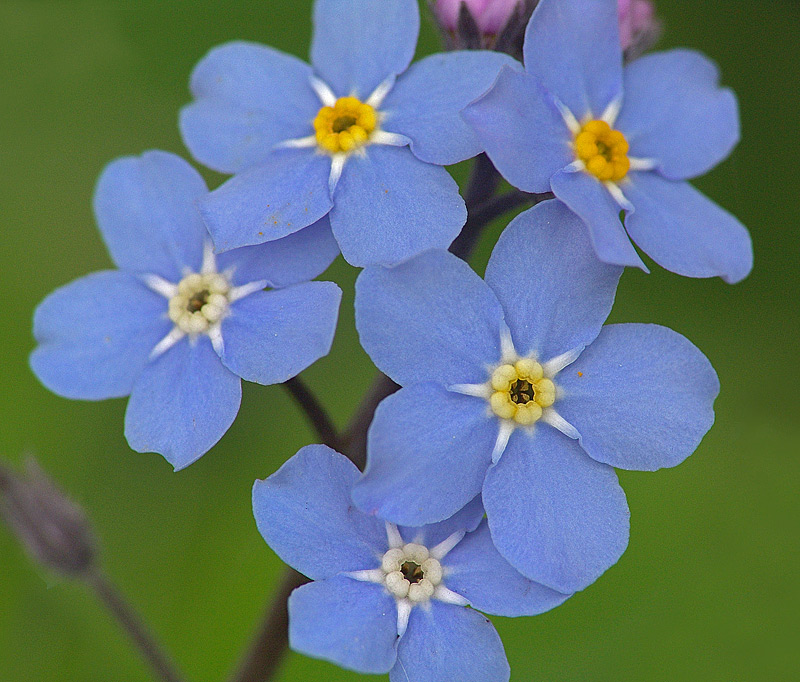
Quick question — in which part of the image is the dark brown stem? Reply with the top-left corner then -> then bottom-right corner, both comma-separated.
86,569 -> 187,682
282,376 -> 342,451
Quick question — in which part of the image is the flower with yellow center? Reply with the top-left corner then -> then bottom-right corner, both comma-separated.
489,358 -> 556,426
574,119 -> 630,183
313,96 -> 378,154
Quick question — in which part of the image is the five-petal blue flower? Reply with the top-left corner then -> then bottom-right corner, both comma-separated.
180,0 -> 518,267
462,0 -> 753,282
254,445 -> 569,681
30,151 -> 342,470
353,200 -> 720,593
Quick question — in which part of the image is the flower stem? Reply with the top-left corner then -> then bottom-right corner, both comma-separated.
86,568 -> 188,682
282,376 -> 343,452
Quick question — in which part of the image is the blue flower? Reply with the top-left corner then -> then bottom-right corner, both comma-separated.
30,151 -> 342,470
462,0 -> 752,283
353,200 -> 720,593
179,0 -> 518,267
253,445 -> 569,681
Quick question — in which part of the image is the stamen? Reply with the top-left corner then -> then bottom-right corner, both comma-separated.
574,119 -> 631,182
314,96 -> 378,155
488,359 -> 555,425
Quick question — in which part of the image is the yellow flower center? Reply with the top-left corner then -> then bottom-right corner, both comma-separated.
574,119 -> 630,182
168,272 -> 230,335
489,359 -> 556,426
314,97 -> 377,154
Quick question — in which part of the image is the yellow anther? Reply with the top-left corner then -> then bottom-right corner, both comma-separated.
488,358 -> 557,425
314,96 -> 377,154
574,119 -> 630,183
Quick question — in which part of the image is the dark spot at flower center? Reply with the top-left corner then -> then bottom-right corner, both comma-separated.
509,379 -> 535,405
400,561 -> 424,584
187,290 -> 210,313
596,141 -> 612,160
332,115 -> 357,133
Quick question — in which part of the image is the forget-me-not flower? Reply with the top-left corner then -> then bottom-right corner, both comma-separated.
30,151 -> 342,470
180,0 -> 518,267
353,200 -> 720,593
253,445 -> 569,681
462,0 -> 752,282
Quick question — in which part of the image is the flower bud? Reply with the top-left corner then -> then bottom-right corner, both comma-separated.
433,0 -> 522,35
0,458 -> 96,576
618,0 -> 661,59
430,0 -> 537,54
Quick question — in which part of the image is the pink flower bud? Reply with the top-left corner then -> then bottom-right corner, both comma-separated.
618,0 -> 656,51
433,0 -> 524,35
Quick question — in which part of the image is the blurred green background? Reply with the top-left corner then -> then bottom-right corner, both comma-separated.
1,1 -> 797,680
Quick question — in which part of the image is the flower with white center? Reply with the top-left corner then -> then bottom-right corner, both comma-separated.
253,445 -> 569,681
30,151 -> 342,470
353,200 -> 720,594
179,0 -> 518,266
462,0 -> 752,283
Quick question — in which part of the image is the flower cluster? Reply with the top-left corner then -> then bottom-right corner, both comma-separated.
28,0 -> 751,680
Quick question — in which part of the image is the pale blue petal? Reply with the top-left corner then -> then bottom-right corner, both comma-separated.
550,169 -> 647,270
483,427 -> 630,593
382,51 -> 520,166
30,272 -> 170,400
124,336 -> 241,470
199,149 -> 333,252
217,216 -> 339,289
523,0 -> 622,120
329,146 -> 466,267
391,602 -> 509,682
289,577 -> 398,674
445,521 -> 571,617
558,324 -> 719,471
93,151 -> 208,280
181,41 -> 319,174
353,384 -> 496,527
624,172 -> 753,283
220,282 -> 341,385
253,445 -> 387,580
311,0 -> 419,99
485,201 -> 622,361
355,250 -> 503,386
616,49 -> 739,180
399,495 -> 486,548
462,66 -> 572,193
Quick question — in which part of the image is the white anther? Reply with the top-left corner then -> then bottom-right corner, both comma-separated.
408,579 -> 435,603
402,543 -> 429,564
382,548 -> 404,573
385,571 -> 410,598
421,558 -> 442,585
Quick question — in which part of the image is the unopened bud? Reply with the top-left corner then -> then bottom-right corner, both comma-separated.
430,0 -> 538,55
0,459 -> 96,576
618,0 -> 661,60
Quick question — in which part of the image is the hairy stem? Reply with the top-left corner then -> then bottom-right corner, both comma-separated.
86,569 -> 187,682
282,376 -> 343,451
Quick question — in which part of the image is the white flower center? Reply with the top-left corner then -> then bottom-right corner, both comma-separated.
380,543 -> 443,604
168,271 -> 231,334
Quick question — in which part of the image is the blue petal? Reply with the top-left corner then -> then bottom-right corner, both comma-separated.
289,577 -> 398,674
616,49 -> 739,181
557,324 -> 719,471
391,602 -> 509,682
180,41 -> 320,174
93,151 -> 208,280
483,427 -> 630,593
353,384 -> 497,527
444,521 -> 571,617
310,0 -> 419,99
124,336 -> 241,470
523,0 -> 622,120
30,272 -> 170,400
355,250 -> 503,386
199,149 -> 333,252
382,51 -> 520,166
461,66 -> 572,193
623,172 -> 753,283
217,216 -> 339,289
329,146 -> 466,266
399,495 -> 486,549
220,282 -> 341,386
485,200 -> 622,361
253,445 -> 388,580
550,169 -> 647,270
